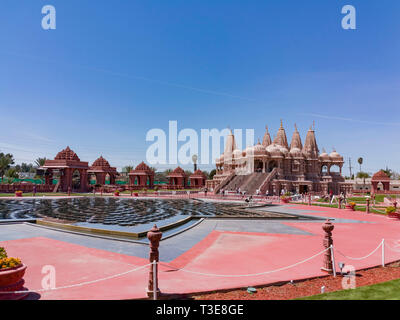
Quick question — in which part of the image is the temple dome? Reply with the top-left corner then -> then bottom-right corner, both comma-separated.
290,147 -> 303,157
233,149 -> 242,158
245,145 -> 255,155
266,143 -> 284,156
319,148 -> 330,161
329,149 -> 343,160
55,146 -> 80,161
253,141 -> 267,156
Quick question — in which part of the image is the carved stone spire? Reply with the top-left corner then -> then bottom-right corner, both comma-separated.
290,124 -> 303,151
262,125 -> 272,147
302,125 -> 319,157
273,120 -> 289,149
223,129 -> 237,156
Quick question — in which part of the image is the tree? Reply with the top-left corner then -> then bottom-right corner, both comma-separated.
0,152 -> 15,183
20,163 -> 34,173
35,157 -> 47,167
184,170 -> 193,177
123,166 -> 134,173
209,169 -> 216,180
5,168 -> 19,183
381,167 -> 393,178
357,171 -> 370,189
357,157 -> 363,173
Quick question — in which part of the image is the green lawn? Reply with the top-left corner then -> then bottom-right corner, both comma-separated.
298,278 -> 400,300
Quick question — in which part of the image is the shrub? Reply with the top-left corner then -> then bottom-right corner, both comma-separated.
0,247 -> 22,270
0,257 -> 22,269
386,206 -> 396,214
0,247 -> 7,259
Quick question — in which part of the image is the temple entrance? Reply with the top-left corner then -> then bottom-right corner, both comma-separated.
299,185 -> 308,194
268,161 -> 277,173
254,160 -> 263,172
72,170 -> 81,191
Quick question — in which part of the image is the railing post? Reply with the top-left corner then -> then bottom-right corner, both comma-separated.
147,225 -> 162,299
382,239 -> 385,267
321,219 -> 335,275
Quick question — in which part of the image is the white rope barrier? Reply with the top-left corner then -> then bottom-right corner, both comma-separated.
160,247 -> 330,278
0,263 -> 151,295
383,240 -> 400,253
334,240 -> 383,261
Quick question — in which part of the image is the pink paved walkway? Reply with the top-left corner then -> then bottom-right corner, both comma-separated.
2,204 -> 400,299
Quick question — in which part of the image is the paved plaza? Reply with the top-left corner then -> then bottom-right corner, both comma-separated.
1,203 -> 400,299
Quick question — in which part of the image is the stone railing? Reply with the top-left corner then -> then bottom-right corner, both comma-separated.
213,172 -> 236,194
259,168 -> 278,194
0,184 -> 53,193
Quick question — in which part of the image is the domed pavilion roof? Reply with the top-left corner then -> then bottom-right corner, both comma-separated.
329,148 -> 343,161
168,166 -> 187,177
135,161 -> 151,171
190,170 -> 206,178
371,170 -> 390,181
91,156 -> 111,168
55,146 -> 80,161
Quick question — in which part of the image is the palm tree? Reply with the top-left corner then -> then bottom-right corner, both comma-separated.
35,157 -> 47,167
123,166 -> 134,173
357,157 -> 363,173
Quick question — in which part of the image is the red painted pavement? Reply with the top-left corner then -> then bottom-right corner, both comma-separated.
2,204 -> 400,299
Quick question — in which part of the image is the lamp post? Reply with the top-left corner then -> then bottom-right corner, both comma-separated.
192,154 -> 198,172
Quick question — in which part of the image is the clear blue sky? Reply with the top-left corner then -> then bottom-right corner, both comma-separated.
0,0 -> 399,174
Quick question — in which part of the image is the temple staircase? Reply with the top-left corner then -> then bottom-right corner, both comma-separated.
214,172 -> 235,194
259,168 -> 278,194
242,172 -> 269,195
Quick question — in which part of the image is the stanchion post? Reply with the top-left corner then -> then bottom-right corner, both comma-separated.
330,245 -> 337,277
153,260 -> 157,300
321,219 -> 335,275
382,239 -> 385,267
366,197 -> 370,214
147,225 -> 162,299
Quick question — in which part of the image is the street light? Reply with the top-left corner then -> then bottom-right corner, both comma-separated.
192,154 -> 198,172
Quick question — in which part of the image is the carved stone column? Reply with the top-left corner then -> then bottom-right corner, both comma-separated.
321,220 -> 334,273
